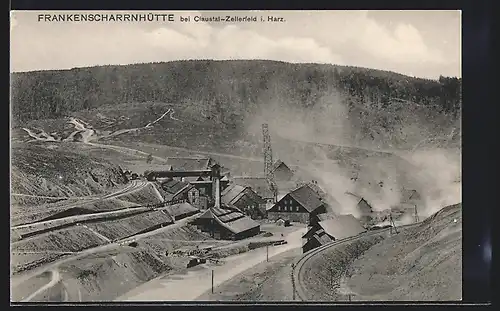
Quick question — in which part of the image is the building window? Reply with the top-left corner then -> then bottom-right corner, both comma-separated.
296,206 -> 299,212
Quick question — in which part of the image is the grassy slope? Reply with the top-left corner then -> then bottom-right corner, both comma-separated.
299,203 -> 462,301
345,203 -> 462,301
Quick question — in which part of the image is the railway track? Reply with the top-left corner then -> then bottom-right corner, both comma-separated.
292,221 -> 422,301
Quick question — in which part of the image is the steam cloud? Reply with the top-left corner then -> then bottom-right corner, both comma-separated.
244,86 -> 461,221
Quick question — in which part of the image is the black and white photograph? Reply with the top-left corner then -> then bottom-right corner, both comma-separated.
10,10 -> 462,302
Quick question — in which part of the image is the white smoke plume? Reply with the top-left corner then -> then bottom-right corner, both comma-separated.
402,148 -> 462,217
244,85 -> 461,221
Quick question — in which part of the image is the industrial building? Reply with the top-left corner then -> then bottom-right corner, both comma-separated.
149,162 -> 261,240
220,184 -> 266,219
302,214 -> 366,253
267,184 -> 327,225
161,179 -> 196,201
194,207 -> 260,240
232,177 -> 276,204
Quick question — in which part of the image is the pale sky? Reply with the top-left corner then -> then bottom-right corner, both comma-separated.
10,10 -> 461,79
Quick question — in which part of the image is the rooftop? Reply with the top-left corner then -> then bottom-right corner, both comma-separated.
288,184 -> 324,212
164,202 -> 199,217
271,159 -> 293,173
199,207 -> 260,234
233,177 -> 274,199
165,157 -> 212,171
319,214 -> 366,240
161,179 -> 191,195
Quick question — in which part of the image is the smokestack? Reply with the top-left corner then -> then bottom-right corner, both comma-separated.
215,177 -> 221,208
211,164 -> 222,208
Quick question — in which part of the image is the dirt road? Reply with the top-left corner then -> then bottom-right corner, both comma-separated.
196,248 -> 301,301
21,270 -> 60,302
10,213 -> 200,291
116,226 -> 307,301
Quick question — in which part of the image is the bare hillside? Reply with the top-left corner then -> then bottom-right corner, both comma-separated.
11,142 -> 127,197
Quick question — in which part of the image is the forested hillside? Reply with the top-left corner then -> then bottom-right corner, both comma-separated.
11,60 -> 461,149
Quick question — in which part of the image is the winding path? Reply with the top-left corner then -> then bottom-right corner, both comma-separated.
20,270 -> 61,302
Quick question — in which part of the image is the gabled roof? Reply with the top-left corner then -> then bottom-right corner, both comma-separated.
199,209 -> 214,219
162,179 -> 190,195
200,207 -> 260,234
319,214 -> 366,240
302,226 -> 318,239
288,185 -> 324,213
223,216 -> 260,234
312,229 -> 334,245
307,183 -> 342,212
165,157 -> 212,171
221,184 -> 246,204
183,176 -> 206,182
271,159 -> 292,173
233,177 -> 274,199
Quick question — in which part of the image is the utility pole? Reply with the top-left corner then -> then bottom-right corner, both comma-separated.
266,245 -> 269,262
414,204 -> 420,223
211,269 -> 214,294
389,214 -> 398,234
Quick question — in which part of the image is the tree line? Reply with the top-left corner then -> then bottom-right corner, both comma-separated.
10,60 -> 461,125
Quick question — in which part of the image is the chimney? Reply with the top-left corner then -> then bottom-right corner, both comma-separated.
211,164 -> 221,208
215,177 -> 221,208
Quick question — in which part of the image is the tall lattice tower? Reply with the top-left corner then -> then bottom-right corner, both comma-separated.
262,123 -> 277,201
262,123 -> 273,179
